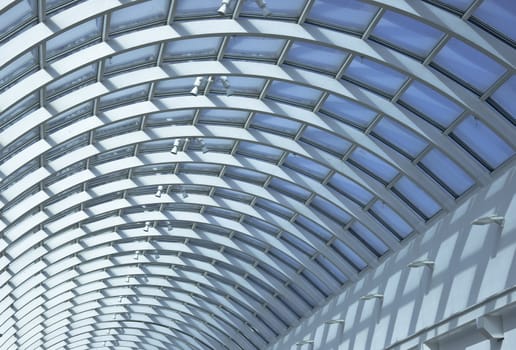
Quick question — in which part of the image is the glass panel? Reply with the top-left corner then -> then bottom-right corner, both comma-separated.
225,36 -> 286,60
99,84 -> 149,108
198,109 -> 249,125
237,141 -> 284,162
180,162 -> 222,174
267,81 -> 323,107
310,196 -> 352,225
349,221 -> 388,256
295,216 -> 333,241
268,178 -> 312,201
165,37 -> 223,60
371,10 -> 444,57
46,18 -> 101,59
301,268 -> 332,297
432,0 -> 476,11
331,238 -> 367,270
0,49 -> 37,92
285,41 -> 348,74
46,64 -> 97,99
370,201 -> 412,239
307,0 -> 379,34
240,0 -> 306,17
472,0 -> 516,41
210,76 -> 266,97
348,147 -> 398,184
432,38 -> 506,93
214,188 -> 254,203
109,0 -> 169,33
343,57 -> 408,96
315,254 -> 348,284
146,110 -> 195,126
46,102 -> 93,133
320,94 -> 377,129
224,166 -> 268,184
0,0 -> 36,41
104,45 -> 159,74
372,117 -> 429,159
255,198 -> 295,219
489,75 -> 516,123
250,114 -> 302,137
281,232 -> 317,256
327,172 -> 374,205
452,116 -> 514,169
300,126 -> 352,157
174,0 -> 222,17
154,77 -> 194,95
419,148 -> 474,196
399,80 -> 463,129
394,176 -> 441,219
282,154 -> 331,181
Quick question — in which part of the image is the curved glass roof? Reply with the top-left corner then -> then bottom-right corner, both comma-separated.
0,0 -> 514,349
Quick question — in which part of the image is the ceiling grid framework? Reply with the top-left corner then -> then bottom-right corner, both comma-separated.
0,0 -> 514,349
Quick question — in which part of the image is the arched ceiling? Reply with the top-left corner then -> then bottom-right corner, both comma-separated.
0,0 -> 514,349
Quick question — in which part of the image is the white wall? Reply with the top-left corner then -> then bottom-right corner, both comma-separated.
267,164 -> 516,350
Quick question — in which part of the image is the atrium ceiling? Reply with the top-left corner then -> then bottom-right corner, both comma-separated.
0,0 -> 514,349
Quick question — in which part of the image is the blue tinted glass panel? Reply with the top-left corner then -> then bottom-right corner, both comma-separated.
225,36 -> 286,60
343,57 -> 408,96
146,110 -> 195,125
224,167 -> 268,183
394,176 -> 441,219
174,0 -> 222,17
110,0 -> 168,32
283,154 -> 330,181
211,76 -> 266,97
372,118 -> 429,158
370,202 -> 412,238
240,0 -> 306,17
310,196 -> 352,224
349,221 -> 388,255
349,148 -> 398,183
267,81 -> 323,107
255,199 -> 295,219
419,148 -> 474,196
327,172 -> 374,205
281,232 -> 317,256
1,0 -> 36,38
302,269 -> 332,296
452,116 -> 514,169
331,238 -> 367,270
433,38 -> 506,92
165,37 -> 223,59
473,0 -> 516,41
308,0 -> 379,33
268,178 -> 311,201
295,216 -> 333,241
100,84 -> 148,107
399,81 -> 463,128
104,45 -> 159,73
285,41 -> 348,73
46,19 -> 101,58
250,114 -> 302,136
315,255 -> 348,284
371,11 -> 444,57
155,77 -> 193,95
320,94 -> 377,129
198,109 -> 249,124
490,75 -> 516,122
237,142 -> 284,162
300,126 -> 352,156
47,64 -> 96,97
436,0 -> 476,11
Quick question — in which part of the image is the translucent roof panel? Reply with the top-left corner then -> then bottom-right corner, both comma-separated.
369,201 -> 413,239
285,41 -> 348,74
225,36 -> 287,61
343,57 -> 409,97
393,176 -> 441,220
370,10 -> 445,58
398,80 -> 464,129
240,0 -> 307,18
0,0 -> 36,43
282,154 -> 331,181
300,126 -> 352,157
371,117 -> 429,159
471,0 -> 516,42
348,147 -> 399,184
307,0 -> 379,34
164,36 -> 223,60
432,38 -> 507,93
250,113 -> 302,137
451,116 -> 514,170
266,81 -> 323,107
320,94 -> 378,130
431,0 -> 477,12
109,0 -> 169,33
489,75 -> 516,123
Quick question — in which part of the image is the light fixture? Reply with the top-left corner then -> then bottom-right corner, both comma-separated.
126,275 -> 131,283
134,250 -> 140,260
143,221 -> 151,232
190,76 -> 204,95
472,215 -> 505,227
119,296 -> 123,303
296,339 -> 314,345
155,185 -> 164,198
255,0 -> 271,16
170,139 -> 181,154
199,138 -> 209,153
360,293 -> 383,300
181,190 -> 189,199
220,75 -> 234,96
167,221 -> 173,231
217,0 -> 231,15
407,260 -> 435,268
